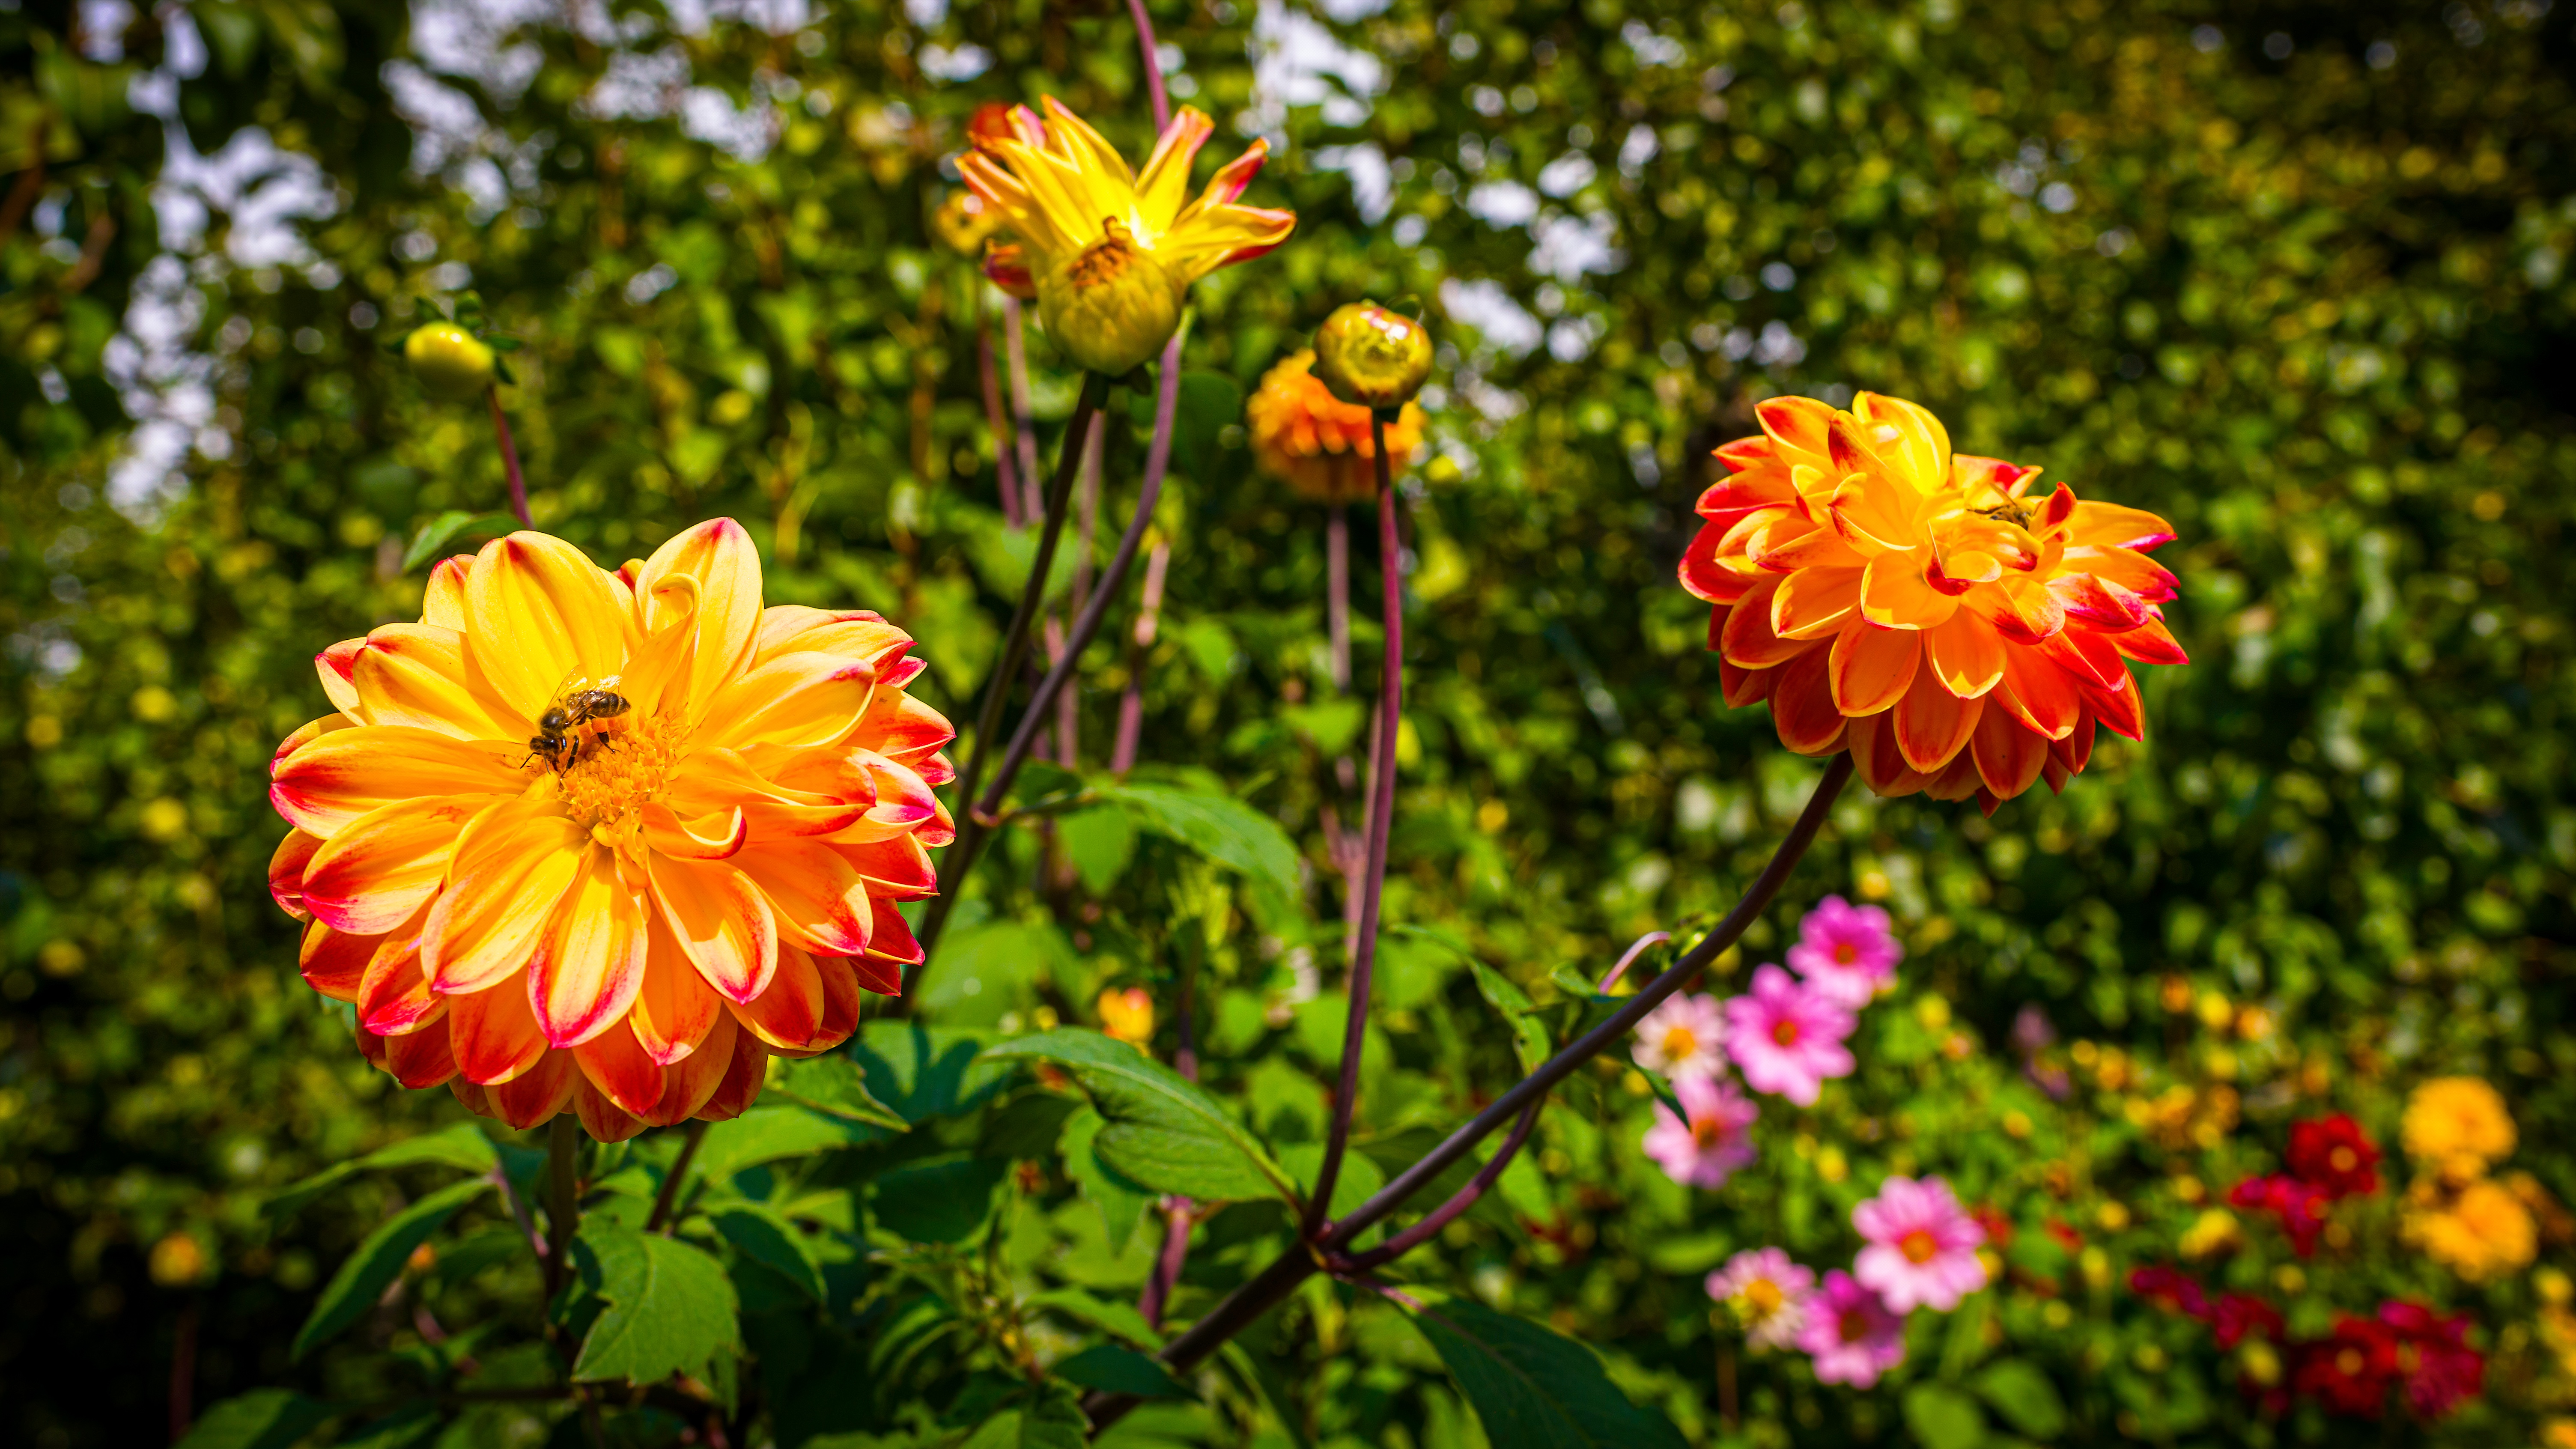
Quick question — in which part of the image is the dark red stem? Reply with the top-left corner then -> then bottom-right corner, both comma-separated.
487,384 -> 531,526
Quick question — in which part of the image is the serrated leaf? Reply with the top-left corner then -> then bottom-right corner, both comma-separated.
1025,1286 -> 1164,1348
1470,961 -> 1554,1073
1972,1358 -> 2069,1440
981,1029 -> 1294,1205
291,1177 -> 489,1360
571,1219 -> 740,1385
1052,1343 -> 1192,1399
872,1154 -> 1011,1244
1405,1294 -> 1689,1449
266,1121 -> 499,1221
1097,783 -> 1300,900
174,1389 -> 333,1449
1060,1107 -> 1154,1253
693,1104 -> 875,1184
766,1053 -> 909,1130
710,1202 -> 828,1302
400,510 -> 521,571
853,1020 -> 1011,1121
1902,1383 -> 1989,1449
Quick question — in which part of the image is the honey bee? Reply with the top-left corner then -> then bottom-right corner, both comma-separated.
518,673 -> 630,772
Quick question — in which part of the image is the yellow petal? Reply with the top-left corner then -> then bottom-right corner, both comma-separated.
1771,564 -> 1866,641
349,623 -> 522,740
632,519 -> 765,729
422,801 -> 590,995
271,726 -> 519,838
695,651 -> 873,754
460,532 -> 630,724
528,850 -> 650,1048
648,856 -> 778,1005
302,795 -> 489,936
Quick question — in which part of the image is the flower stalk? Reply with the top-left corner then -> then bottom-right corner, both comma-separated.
543,1116 -> 579,1300
644,1119 -> 709,1234
487,384 -> 531,527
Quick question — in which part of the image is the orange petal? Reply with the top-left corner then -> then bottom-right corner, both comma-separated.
349,624 -> 522,740
639,802 -> 749,859
809,955 -> 865,1052
2113,614 -> 2190,667
633,519 -> 766,727
1755,396 -> 1837,460
302,795 -> 486,936
2048,572 -> 2150,632
731,942 -> 826,1052
1853,393 -> 1951,493
380,1023 -> 459,1089
271,830 -> 322,922
753,605 -> 913,674
1827,468 -> 1918,553
1923,613 -> 2007,699
1753,517 -> 1861,574
630,909 -> 724,1065
1969,701 -> 2049,801
573,1014 -> 667,1117
1679,522 -> 1751,604
358,908 -> 444,1036
698,1028 -> 770,1122
480,1049 -> 578,1129
639,1011 -> 740,1127
730,841 -> 873,957
272,713 -> 354,772
855,689 -> 958,775
421,555 -> 471,629
669,749 -> 868,837
299,920 -> 373,1003
1719,653 -> 1774,709
839,837 -> 936,900
1768,647 -> 1849,756
528,852 -> 650,1048
2052,715 -> 2100,778
460,533 -> 631,725
448,974 -> 552,1085
2064,500 -> 2176,551
574,1075 -> 652,1143
2063,545 -> 2178,604
857,907 -> 920,981
270,727 -> 519,838
2090,676 -> 2147,741
1828,623 -> 1920,717
1893,669 -> 1984,774
1845,711 -> 1928,798
1976,575 -> 2066,646
649,856 -> 778,1004
695,652 -> 875,754
1720,578 -> 1810,668
1859,553 -> 1960,630
1771,565 -> 1866,641
316,639 -> 364,716
422,802 -> 591,995
1924,748 -> 1986,802
1995,649 -> 2081,741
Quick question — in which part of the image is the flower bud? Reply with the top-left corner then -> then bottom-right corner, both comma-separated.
1311,301 -> 1433,410
404,322 -> 496,400
1037,219 -> 1183,376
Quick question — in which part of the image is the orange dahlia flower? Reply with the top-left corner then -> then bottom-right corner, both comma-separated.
1248,349 -> 1426,506
1679,394 -> 2186,811
268,520 -> 956,1141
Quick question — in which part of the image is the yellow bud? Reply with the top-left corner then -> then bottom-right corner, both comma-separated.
1038,220 -> 1182,376
2239,1338 -> 2283,1387
1097,986 -> 1156,1047
1312,301 -> 1434,410
404,322 -> 496,400
150,1232 -> 207,1287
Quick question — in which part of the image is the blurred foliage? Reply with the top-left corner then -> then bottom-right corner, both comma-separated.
4,0 -> 2576,1444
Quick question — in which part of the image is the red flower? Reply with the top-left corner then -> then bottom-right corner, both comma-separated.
2212,1293 -> 2284,1349
1970,1205 -> 2016,1251
2379,1300 -> 2484,1420
2292,1315 -> 2400,1417
2287,1114 -> 2382,1199
2129,1265 -> 2209,1318
2229,1174 -> 2331,1256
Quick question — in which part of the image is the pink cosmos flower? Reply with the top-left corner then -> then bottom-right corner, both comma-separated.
1643,1075 -> 1760,1189
1705,1247 -> 1815,1350
1788,894 -> 1903,1007
1796,1270 -> 1908,1387
1632,991 -> 1729,1081
1853,1175 -> 1990,1312
1722,965 -> 1855,1105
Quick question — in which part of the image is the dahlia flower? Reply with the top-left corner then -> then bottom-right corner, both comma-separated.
1786,893 -> 1902,1007
2401,1076 -> 2516,1176
2294,1314 -> 2400,1417
1679,393 -> 2187,812
270,521 -> 955,1141
1643,1074 -> 1759,1189
960,98 -> 1294,375
1796,1270 -> 1908,1387
2230,1173 -> 2333,1257
2287,1112 -> 2382,1199
1722,964 -> 1855,1105
2379,1301 -> 2485,1420
1852,1174 -> 1989,1313
1706,1246 -> 1814,1350
2406,1178 -> 2537,1282
1248,349 -> 1427,506
1630,990 -> 1728,1082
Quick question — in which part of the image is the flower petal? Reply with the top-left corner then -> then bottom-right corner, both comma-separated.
357,907 -> 444,1037
1720,578 -> 1810,668
299,920 -> 373,1003
730,942 -> 827,1052
1969,702 -> 2049,801
271,727 -> 519,838
349,624 -> 523,740
461,532 -> 631,725
316,639 -> 364,716
1893,668 -> 1984,774
367,1022 -> 459,1089
648,856 -> 778,1004
1771,565 -> 1866,641
638,1010 -> 740,1127
573,1014 -> 666,1117
1756,396 -> 1837,460
527,851 -> 650,1048
1769,647 -> 1849,756
1828,623 -> 1921,718
477,1050 -> 578,1129
302,795 -> 489,936
448,973 -> 552,1085
638,802 -> 748,859
574,1074 -> 652,1143
730,841 -> 873,957
633,519 -> 765,728
271,829 -> 322,921
856,908 -> 920,981
1845,712 -> 1928,798
695,652 -> 874,754
839,837 -> 937,900
752,606 -> 913,674
421,555 -> 471,629
1859,553 -> 1960,630
629,909 -> 724,1065
1995,649 -> 2082,741
669,749 -> 869,838
422,802 -> 591,995
698,1028 -> 770,1122
1923,612 -> 2006,699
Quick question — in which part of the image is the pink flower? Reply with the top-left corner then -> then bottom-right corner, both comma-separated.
1796,1270 -> 1908,1387
1722,965 -> 1855,1105
2228,1174 -> 2331,1257
1705,1247 -> 1815,1350
1788,894 -> 1903,1007
1632,991 -> 1729,1081
1644,1075 -> 1760,1189
1852,1175 -> 1990,1312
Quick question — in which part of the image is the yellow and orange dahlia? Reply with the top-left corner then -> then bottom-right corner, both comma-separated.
268,520 -> 955,1141
1679,394 -> 2186,811
1248,349 -> 1426,506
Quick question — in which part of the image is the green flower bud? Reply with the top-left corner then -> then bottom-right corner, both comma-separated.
1311,301 -> 1433,410
404,322 -> 496,400
1037,220 -> 1184,377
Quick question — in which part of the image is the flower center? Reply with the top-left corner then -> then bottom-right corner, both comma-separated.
1741,1279 -> 1783,1319
1692,1115 -> 1732,1151
2330,1146 -> 2358,1173
1834,942 -> 1858,964
555,713 -> 688,844
1663,1026 -> 1699,1059
1772,1019 -> 1801,1047
1900,1229 -> 1940,1265
1838,1308 -> 1869,1343
1068,217 -> 1147,288
2336,1347 -> 2364,1377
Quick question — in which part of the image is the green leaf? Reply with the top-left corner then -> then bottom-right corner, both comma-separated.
1061,1106 -> 1154,1253
1024,1286 -> 1164,1348
1405,1294 -> 1689,1449
981,1029 -> 1294,1205
1469,961 -> 1554,1073
572,1219 -> 741,1385
174,1390 -> 333,1449
291,1176 -> 489,1360
1056,805 -> 1136,894
1052,1343 -> 1191,1399
709,1202 -> 828,1301
266,1121 -> 499,1220
918,920 -> 1072,1026
1901,1383 -> 1990,1449
693,1104 -> 876,1184
853,1020 -> 1011,1121
871,1154 -> 1013,1243
399,510 -> 521,571
1097,783 -> 1300,900
1170,370 -> 1244,481
1279,1140 -> 1388,1223
766,1053 -> 910,1131
1972,1359 -> 2069,1440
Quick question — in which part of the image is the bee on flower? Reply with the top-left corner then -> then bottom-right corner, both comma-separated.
270,521 -> 956,1141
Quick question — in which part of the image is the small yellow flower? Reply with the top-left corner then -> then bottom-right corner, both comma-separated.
150,1232 -> 208,1287
930,190 -> 1004,256
1098,987 -> 1155,1047
2402,1076 -> 2516,1173
2178,1208 -> 2242,1260
2407,1178 -> 2537,1282
404,322 -> 496,400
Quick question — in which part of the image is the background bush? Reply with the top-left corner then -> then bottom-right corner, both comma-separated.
3,0 -> 2573,1443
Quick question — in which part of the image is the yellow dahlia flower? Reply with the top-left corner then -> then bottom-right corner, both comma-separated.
1248,349 -> 1426,506
2407,1178 -> 2538,1282
1680,394 -> 2187,812
960,98 -> 1294,375
268,521 -> 956,1141
2403,1076 -> 2517,1176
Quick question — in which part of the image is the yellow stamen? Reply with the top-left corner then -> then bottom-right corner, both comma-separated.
555,713 -> 689,847
1900,1228 -> 1939,1264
